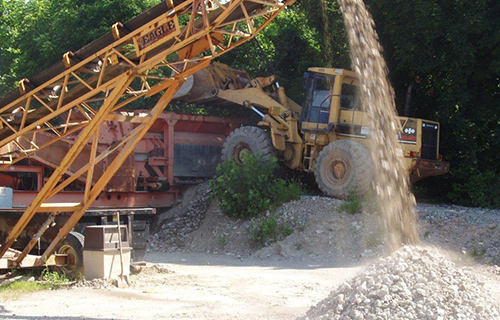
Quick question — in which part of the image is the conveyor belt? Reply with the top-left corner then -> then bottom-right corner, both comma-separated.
0,1 -> 275,142
0,0 -> 295,270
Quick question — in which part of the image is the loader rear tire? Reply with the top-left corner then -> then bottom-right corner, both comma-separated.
222,126 -> 275,162
57,231 -> 84,279
315,140 -> 373,199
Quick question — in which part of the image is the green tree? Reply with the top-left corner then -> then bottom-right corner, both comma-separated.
369,0 -> 500,207
0,0 -> 25,94
3,0 -> 499,207
0,0 -> 159,95
296,0 -> 350,69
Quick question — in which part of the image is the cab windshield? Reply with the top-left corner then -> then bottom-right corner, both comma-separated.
301,72 -> 334,124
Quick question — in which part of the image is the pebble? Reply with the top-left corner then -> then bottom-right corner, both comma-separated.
300,246 -> 500,320
149,183 -> 212,252
142,184 -> 500,320
147,186 -> 499,267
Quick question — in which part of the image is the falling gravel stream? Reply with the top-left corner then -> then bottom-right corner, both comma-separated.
337,0 -> 419,251
297,1 -> 500,319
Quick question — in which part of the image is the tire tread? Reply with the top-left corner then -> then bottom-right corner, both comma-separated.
314,140 -> 373,199
221,126 -> 275,162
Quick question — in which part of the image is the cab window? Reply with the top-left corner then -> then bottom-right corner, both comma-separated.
301,73 -> 334,124
340,83 -> 361,110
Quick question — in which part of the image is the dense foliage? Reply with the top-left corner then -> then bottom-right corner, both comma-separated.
1,0 -> 499,207
210,154 -> 301,218
367,0 -> 500,207
0,0 -> 158,95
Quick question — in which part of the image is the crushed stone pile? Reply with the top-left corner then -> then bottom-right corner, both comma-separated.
418,204 -> 500,265
149,183 -> 211,252
147,189 -> 500,267
301,246 -> 500,320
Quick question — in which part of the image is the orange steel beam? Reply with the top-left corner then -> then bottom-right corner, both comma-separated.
0,0 -> 294,156
36,80 -> 185,266
2,74 -> 135,262
0,0 -> 295,267
12,191 -> 178,209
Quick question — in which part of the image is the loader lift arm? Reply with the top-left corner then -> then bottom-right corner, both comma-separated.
0,0 -> 295,268
174,63 -> 304,161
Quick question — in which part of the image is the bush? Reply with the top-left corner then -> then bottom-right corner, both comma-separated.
271,178 -> 303,210
338,193 -> 363,214
40,268 -> 70,290
0,268 -> 71,295
249,214 -> 293,248
210,153 -> 301,218
0,279 -> 46,294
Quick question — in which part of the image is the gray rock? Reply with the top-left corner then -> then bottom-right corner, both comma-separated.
301,246 -> 500,320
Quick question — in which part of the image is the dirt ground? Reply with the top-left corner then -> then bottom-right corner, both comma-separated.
0,252 -> 362,320
0,192 -> 499,320
1,251 -> 498,320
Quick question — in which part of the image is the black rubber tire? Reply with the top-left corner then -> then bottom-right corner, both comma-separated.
57,231 -> 84,279
221,126 -> 275,162
314,140 -> 373,199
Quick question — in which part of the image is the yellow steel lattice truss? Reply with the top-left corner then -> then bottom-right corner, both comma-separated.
0,0 -> 295,268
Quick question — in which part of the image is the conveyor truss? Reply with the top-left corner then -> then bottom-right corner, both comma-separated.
0,0 -> 294,269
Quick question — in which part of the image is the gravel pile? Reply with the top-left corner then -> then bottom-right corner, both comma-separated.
253,196 -> 385,265
418,204 -> 500,265
158,195 -> 327,258
149,183 -> 211,252
147,191 -> 500,267
139,264 -> 174,275
158,195 -> 381,264
301,246 -> 500,320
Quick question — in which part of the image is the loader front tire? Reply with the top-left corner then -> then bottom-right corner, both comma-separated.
315,140 -> 373,199
222,126 -> 275,162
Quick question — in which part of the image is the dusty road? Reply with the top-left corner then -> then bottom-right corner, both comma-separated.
0,252 -> 362,320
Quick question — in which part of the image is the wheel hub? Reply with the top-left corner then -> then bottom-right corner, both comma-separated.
332,160 -> 347,181
58,245 -> 78,272
238,148 -> 251,161
233,143 -> 252,162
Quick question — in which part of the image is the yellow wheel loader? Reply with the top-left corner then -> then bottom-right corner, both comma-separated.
175,63 -> 450,198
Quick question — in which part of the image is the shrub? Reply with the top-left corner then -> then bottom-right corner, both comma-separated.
249,214 -> 293,248
338,193 -> 363,214
218,235 -> 227,249
210,154 -> 301,218
0,279 -> 45,295
271,178 -> 303,210
40,268 -> 70,290
0,268 -> 70,295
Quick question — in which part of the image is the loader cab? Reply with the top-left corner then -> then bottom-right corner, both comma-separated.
300,68 -> 362,131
